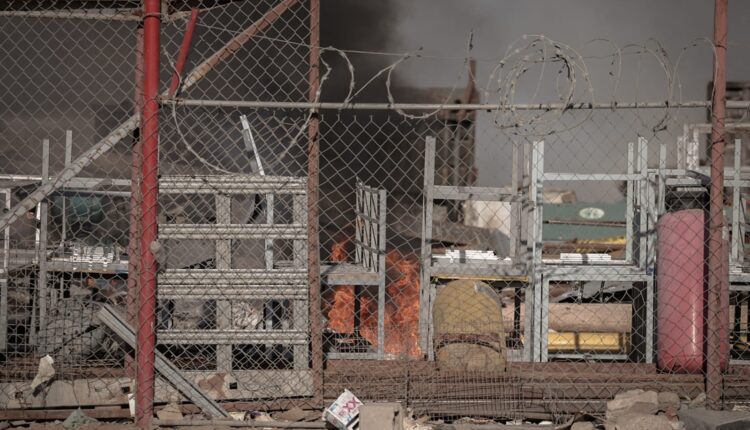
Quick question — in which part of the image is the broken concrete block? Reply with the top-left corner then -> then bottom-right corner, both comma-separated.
658,392 -> 681,412
679,407 -> 750,430
30,355 -> 55,395
613,413 -> 671,430
669,421 -> 685,430
571,422 -> 596,430
254,412 -> 274,422
62,409 -> 98,429
156,402 -> 183,421
688,393 -> 706,409
359,402 -> 404,430
606,389 -> 659,421
275,407 -> 315,422
228,411 -> 247,421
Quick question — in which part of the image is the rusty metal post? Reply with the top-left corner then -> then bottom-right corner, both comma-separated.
307,0 -> 323,407
706,0 -> 728,410
136,0 -> 160,427
126,22 -> 144,379
168,8 -> 199,97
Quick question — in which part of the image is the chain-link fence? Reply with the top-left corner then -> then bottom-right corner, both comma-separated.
0,0 -> 747,427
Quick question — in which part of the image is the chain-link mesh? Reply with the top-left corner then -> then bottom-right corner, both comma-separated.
0,0 -> 747,426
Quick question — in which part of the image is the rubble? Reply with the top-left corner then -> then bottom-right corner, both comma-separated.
607,413 -> 672,430
657,392 -> 681,412
599,390 -> 689,430
274,407 -> 319,422
229,411 -> 247,421
687,393 -> 706,409
156,403 -> 183,421
403,411 -> 432,430
61,409 -> 98,429
679,407 -> 750,430
359,402 -> 404,430
29,355 -> 55,396
606,389 -> 659,421
571,423 -> 596,430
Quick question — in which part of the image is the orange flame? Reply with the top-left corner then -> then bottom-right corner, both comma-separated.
383,250 -> 421,358
326,239 -> 422,359
327,241 -> 355,334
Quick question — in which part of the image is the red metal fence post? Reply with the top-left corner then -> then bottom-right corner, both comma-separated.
308,0 -> 323,407
706,0 -> 728,410
168,8 -> 199,98
126,21 -> 144,380
136,0 -> 161,427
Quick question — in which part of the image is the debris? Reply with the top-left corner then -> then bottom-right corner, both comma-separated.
687,393 -> 706,409
229,411 -> 247,421
9,421 -> 26,427
359,402 -> 404,430
403,410 -> 432,430
611,413 -> 671,430
149,240 -> 168,269
30,355 -> 55,395
275,407 -> 316,422
62,408 -> 98,429
606,389 -> 658,421
253,412 -> 273,422
68,285 -> 91,297
657,392 -> 680,412
571,423 -> 596,430
97,305 -> 230,418
157,402 -> 184,421
324,389 -> 363,430
679,407 -> 750,430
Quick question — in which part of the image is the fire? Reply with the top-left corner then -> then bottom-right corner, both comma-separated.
326,238 -> 422,359
383,250 -> 421,358
327,241 -> 355,334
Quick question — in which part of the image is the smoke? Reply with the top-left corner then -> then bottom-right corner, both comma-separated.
319,0 -> 399,102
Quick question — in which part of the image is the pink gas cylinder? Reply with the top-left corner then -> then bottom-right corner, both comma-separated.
656,209 -> 729,373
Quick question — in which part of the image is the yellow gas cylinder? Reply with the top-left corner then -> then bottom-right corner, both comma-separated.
432,279 -> 506,371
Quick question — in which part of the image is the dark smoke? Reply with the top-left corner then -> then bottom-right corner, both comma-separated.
320,0 -> 399,102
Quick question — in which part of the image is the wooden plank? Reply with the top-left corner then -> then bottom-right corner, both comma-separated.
501,303 -> 632,333
0,406 -> 132,421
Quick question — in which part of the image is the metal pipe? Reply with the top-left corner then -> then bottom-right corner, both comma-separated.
706,0 -> 728,410
0,174 -> 130,187
168,8 -> 200,97
181,0 -> 299,89
307,0 -> 323,407
0,10 -> 143,21
164,99 -> 747,111
136,0 -> 160,427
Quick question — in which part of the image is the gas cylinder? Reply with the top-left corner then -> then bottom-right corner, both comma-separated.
656,209 -> 728,373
